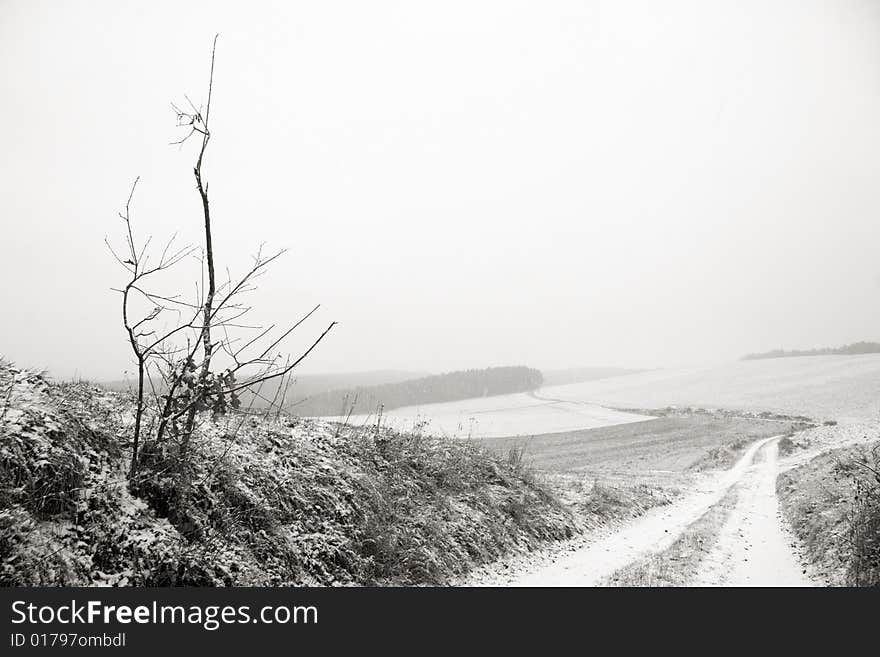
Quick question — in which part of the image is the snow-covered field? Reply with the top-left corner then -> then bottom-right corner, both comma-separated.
331,354 -> 880,438
541,354 -> 880,424
329,392 -> 649,439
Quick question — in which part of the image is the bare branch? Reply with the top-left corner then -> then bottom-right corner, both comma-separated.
229,321 -> 337,393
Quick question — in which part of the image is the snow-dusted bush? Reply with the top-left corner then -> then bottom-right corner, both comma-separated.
0,363 -> 576,586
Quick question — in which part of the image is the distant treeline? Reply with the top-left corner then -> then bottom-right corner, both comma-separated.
293,366 -> 544,417
103,369 -> 427,407
742,341 -> 880,361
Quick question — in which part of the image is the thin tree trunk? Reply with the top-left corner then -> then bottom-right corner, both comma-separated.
130,358 -> 145,479
181,160 -> 214,451
181,36 -> 218,457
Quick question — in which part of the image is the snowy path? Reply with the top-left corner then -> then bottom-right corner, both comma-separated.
505,435 -> 782,586
692,439 -> 812,586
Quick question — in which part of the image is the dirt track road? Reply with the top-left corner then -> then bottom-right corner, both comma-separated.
692,439 -> 812,586
466,418 -> 879,587
505,435 -> 786,586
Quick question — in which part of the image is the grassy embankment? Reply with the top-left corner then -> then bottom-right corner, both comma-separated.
777,441 -> 880,586
0,362 -> 577,586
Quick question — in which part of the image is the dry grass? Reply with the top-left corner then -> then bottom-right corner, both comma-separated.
544,471 -> 679,532
777,441 -> 880,586
777,435 -> 798,457
0,362 -> 577,586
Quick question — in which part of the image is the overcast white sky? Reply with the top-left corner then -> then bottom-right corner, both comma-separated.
2,0 -> 879,380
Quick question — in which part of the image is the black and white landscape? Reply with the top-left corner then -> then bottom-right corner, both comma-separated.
1,1 -> 879,588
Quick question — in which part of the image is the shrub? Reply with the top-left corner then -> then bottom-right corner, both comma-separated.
0,363 -> 578,586
847,449 -> 880,586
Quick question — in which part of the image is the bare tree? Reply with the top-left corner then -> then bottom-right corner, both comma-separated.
171,35 -> 219,454
106,178 -> 197,478
109,35 -> 336,483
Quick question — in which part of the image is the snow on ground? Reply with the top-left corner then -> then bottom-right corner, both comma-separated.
540,354 -> 880,423
478,435 -> 781,586
692,439 -> 813,587
327,354 -> 880,439
328,392 -> 649,439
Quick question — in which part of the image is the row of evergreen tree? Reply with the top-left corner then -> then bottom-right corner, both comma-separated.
742,341 -> 880,360
293,366 -> 544,417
